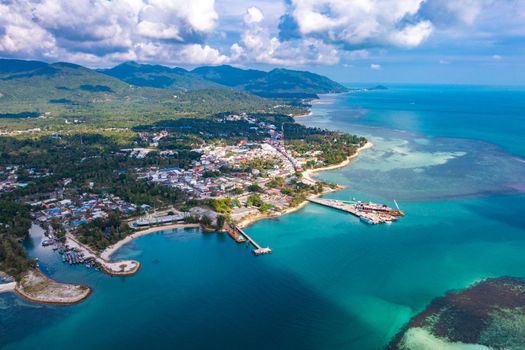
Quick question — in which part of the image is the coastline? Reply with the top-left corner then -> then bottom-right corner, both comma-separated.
100,223 -> 201,261
14,268 -> 91,305
237,142 -> 373,229
236,186 -> 340,229
0,281 -> 16,293
62,223 -> 200,276
302,141 -> 373,184
8,125 -> 372,304
65,234 -> 141,276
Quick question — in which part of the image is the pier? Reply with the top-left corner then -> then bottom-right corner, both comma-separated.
308,198 -> 404,225
234,225 -> 272,255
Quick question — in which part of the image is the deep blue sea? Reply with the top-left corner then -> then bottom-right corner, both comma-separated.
1,85 -> 525,349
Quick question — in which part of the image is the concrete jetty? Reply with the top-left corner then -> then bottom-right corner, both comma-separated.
234,225 -> 272,255
308,198 -> 403,224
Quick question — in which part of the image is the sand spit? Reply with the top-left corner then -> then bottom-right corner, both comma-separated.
15,268 -> 91,305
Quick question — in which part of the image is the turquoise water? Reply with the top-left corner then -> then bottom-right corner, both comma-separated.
2,85 -> 525,349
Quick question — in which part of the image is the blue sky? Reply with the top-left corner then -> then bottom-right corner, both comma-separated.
0,0 -> 524,85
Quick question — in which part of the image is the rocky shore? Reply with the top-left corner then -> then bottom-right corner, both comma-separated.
14,268 -> 91,305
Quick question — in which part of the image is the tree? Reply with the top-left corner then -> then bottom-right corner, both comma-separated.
216,215 -> 226,230
248,183 -> 262,192
200,215 -> 212,227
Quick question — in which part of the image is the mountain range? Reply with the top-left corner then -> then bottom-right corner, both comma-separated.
0,58 -> 347,126
101,61 -> 348,98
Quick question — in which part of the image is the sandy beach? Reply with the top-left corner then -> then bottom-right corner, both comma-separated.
0,282 -> 15,293
100,223 -> 200,261
302,141 -> 373,184
237,142 -> 372,229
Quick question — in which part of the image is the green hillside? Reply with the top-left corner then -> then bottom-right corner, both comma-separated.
99,61 -> 220,90
192,65 -> 348,98
0,59 -> 288,129
100,62 -> 348,98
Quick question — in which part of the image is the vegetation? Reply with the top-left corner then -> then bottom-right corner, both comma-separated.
283,123 -> 367,167
192,65 -> 348,98
100,61 -> 220,90
0,199 -> 34,279
103,62 -> 348,99
246,194 -> 273,212
210,198 -> 234,214
136,117 -> 271,143
0,58 -> 367,282
0,59 -> 303,130
0,134 -> 186,208
76,213 -> 132,251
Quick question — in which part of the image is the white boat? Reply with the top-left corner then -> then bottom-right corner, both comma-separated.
360,217 -> 375,225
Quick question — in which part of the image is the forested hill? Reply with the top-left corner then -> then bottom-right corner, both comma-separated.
102,62 -> 348,98
192,65 -> 349,98
0,59 -> 286,127
99,61 -> 221,90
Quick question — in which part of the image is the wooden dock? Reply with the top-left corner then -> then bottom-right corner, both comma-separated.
308,198 -> 403,225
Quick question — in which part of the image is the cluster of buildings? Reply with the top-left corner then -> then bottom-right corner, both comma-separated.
140,141 -> 296,199
31,193 -> 137,231
0,166 -> 25,193
136,114 -> 303,202
0,165 -> 51,193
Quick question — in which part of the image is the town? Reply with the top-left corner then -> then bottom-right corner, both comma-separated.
0,112 -> 375,268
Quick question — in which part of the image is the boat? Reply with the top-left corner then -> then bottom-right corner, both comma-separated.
360,217 -> 375,225
41,239 -> 54,247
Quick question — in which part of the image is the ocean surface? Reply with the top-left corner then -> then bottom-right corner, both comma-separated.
2,85 -> 525,349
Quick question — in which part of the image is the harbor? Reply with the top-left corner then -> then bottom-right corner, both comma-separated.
33,224 -> 140,275
308,198 -> 404,224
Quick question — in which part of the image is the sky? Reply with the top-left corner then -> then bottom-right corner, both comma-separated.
0,0 -> 524,85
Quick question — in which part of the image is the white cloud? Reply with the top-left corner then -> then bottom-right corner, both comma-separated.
178,44 -> 228,65
443,0 -> 487,25
244,7 -> 265,25
288,0 -> 433,48
0,0 -> 220,64
121,42 -> 228,66
370,63 -> 381,70
0,0 -> 522,69
388,21 -> 433,48
492,54 -> 502,60
228,6 -> 344,66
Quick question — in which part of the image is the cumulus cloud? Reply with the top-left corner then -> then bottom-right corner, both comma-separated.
285,0 -> 433,48
0,0 -> 522,68
229,6 -> 349,66
244,7 -> 265,25
0,0 -> 222,65
370,63 -> 381,70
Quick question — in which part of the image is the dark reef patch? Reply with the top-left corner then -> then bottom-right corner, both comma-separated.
388,277 -> 525,349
